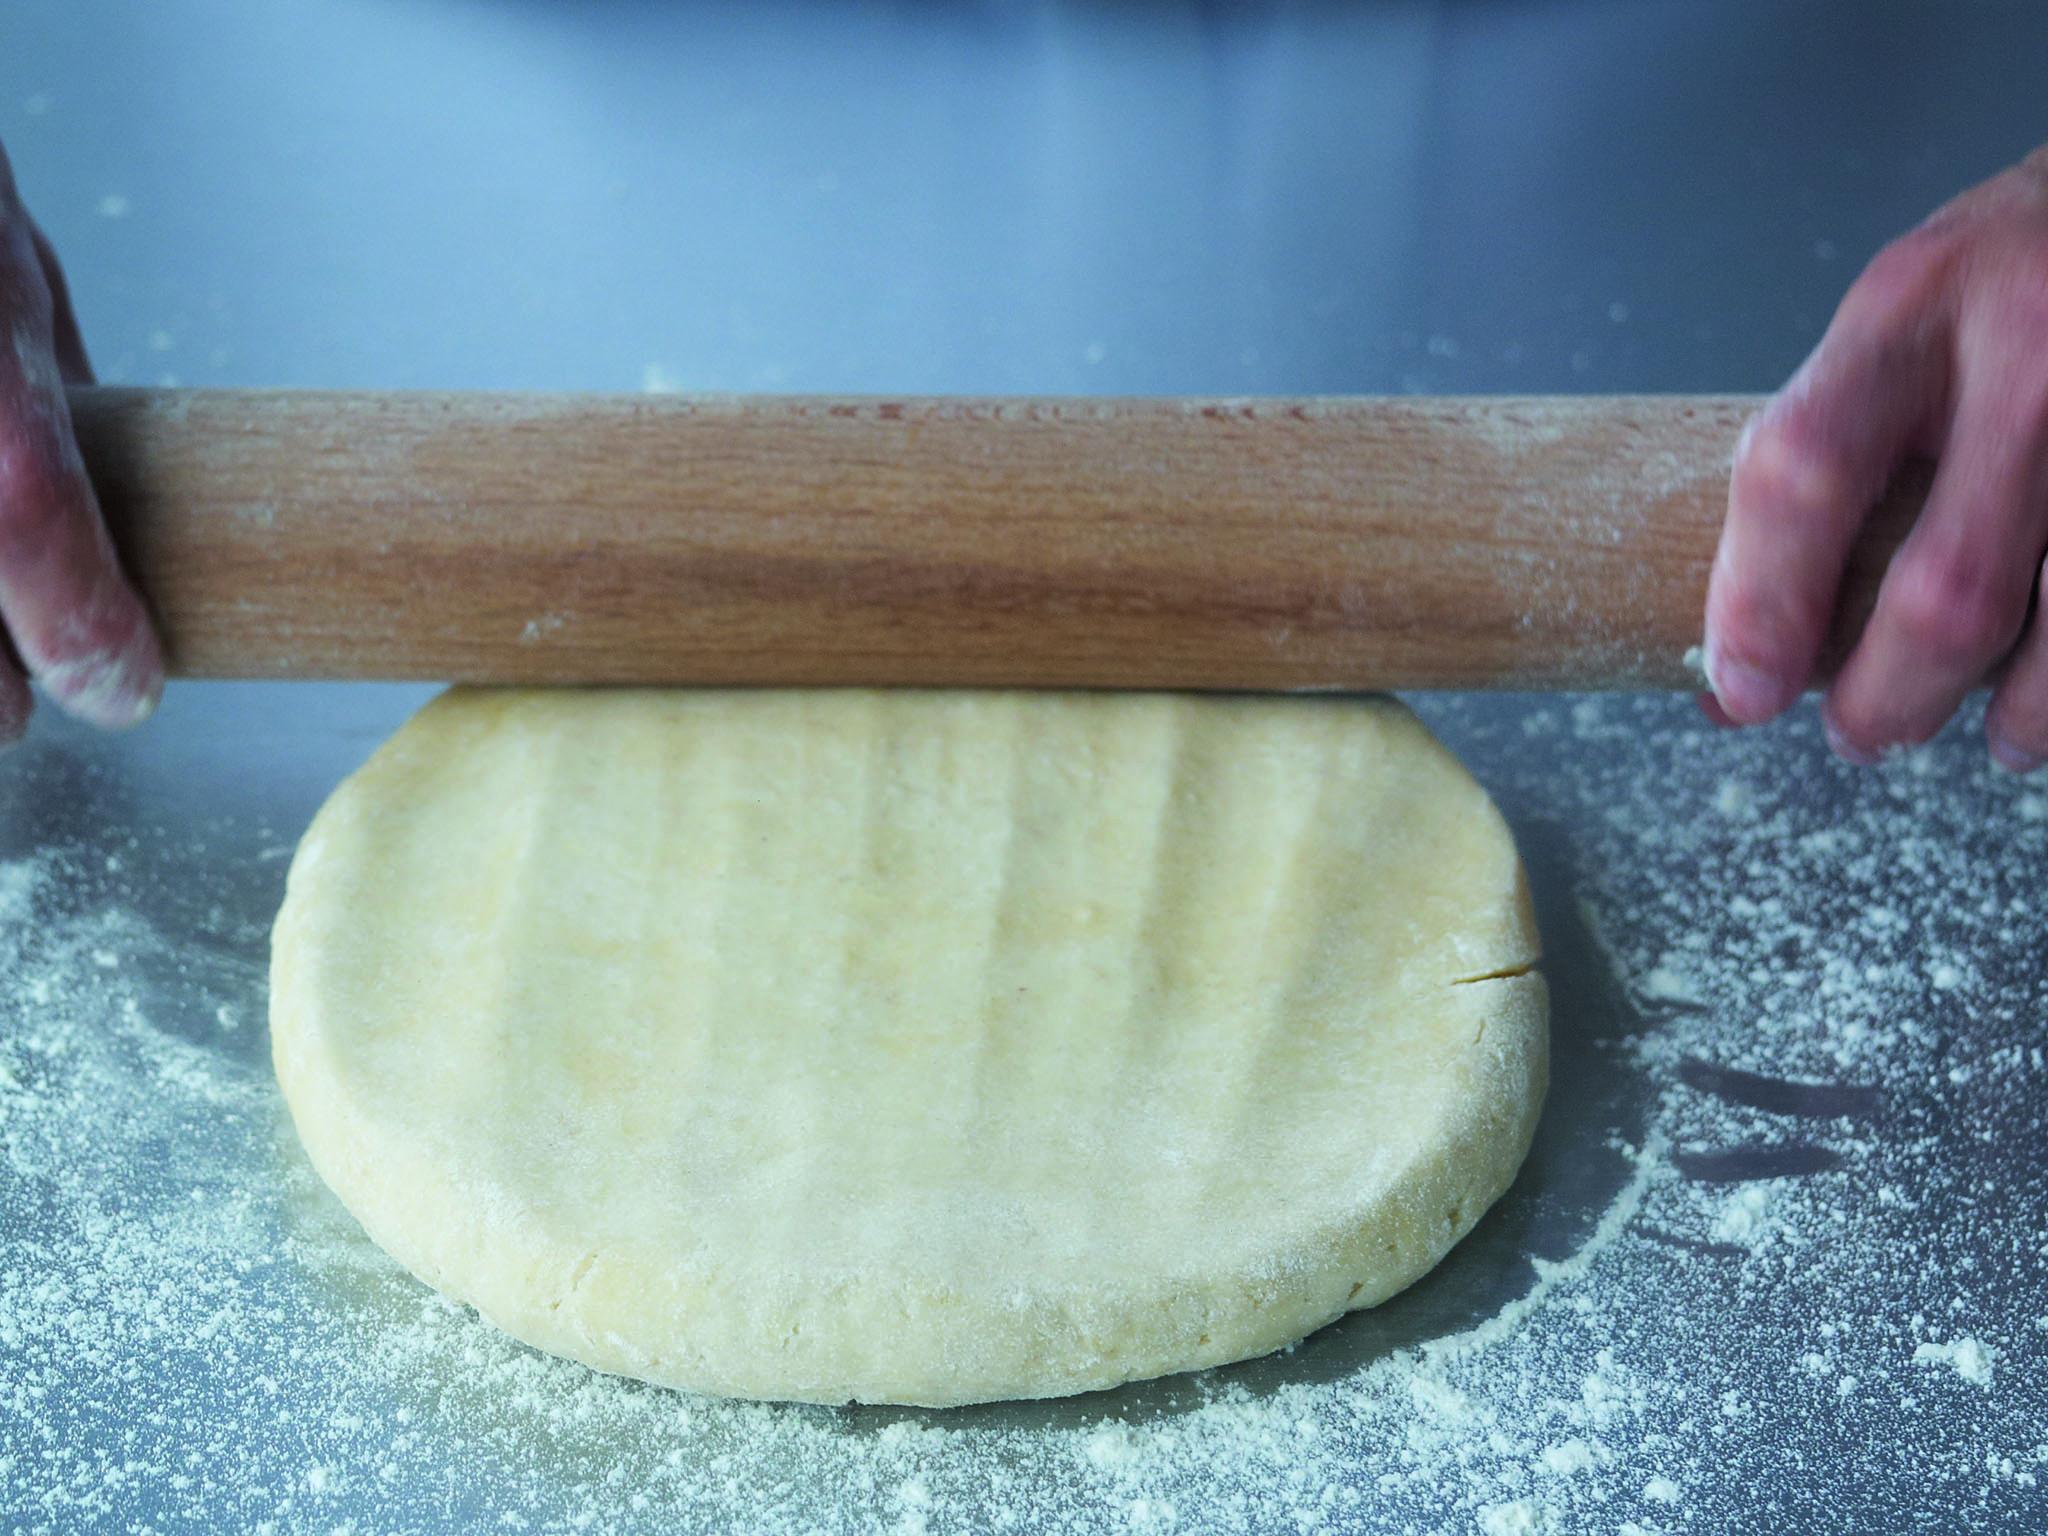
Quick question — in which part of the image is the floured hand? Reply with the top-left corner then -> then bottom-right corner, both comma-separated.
1703,145 -> 2048,770
0,136 -> 162,747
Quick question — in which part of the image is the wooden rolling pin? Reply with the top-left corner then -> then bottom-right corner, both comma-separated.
70,389 -> 1925,691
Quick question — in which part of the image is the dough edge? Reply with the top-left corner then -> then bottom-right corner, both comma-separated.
272,691 -> 1548,1408
275,976 -> 1544,1406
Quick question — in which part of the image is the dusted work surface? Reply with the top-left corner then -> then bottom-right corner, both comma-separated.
4,682 -> 2045,1533
4,0 -> 2048,1531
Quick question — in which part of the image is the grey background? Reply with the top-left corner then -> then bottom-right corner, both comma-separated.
3,2 -> 2045,1533
10,0 -> 2042,401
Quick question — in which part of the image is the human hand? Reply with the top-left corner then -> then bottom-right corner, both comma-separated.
1702,144 -> 2048,769
0,138 -> 162,747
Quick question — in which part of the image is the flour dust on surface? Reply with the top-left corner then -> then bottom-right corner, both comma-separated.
1,693 -> 2044,1533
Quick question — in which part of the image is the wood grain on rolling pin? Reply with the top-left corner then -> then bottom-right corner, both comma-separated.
69,389 -> 1924,691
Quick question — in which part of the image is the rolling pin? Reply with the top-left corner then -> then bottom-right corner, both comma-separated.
70,389 -> 1925,692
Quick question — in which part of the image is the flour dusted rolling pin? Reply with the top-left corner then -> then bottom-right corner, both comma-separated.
69,389 -> 1926,691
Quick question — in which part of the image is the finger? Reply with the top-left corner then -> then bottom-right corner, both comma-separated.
0,330 -> 164,729
1822,350 -> 2048,762
1985,558 -> 2048,773
1703,238 -> 1954,725
0,189 -> 163,730
0,426 -> 164,729
0,645 -> 29,748
29,221 -> 93,385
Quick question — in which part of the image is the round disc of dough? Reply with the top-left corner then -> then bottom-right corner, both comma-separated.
272,689 -> 1545,1407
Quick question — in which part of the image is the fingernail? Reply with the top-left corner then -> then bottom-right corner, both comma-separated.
1823,716 -> 1883,767
38,652 -> 162,730
1988,733 -> 2043,775
114,674 -> 161,728
1706,651 -> 1791,723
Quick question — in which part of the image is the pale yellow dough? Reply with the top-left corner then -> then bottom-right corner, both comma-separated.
271,689 -> 1546,1407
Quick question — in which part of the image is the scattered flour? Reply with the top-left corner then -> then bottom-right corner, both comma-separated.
0,858 -> 39,921
1711,1185 -> 1776,1246
1914,1337 -> 1999,1389
1538,1437 -> 1599,1476
1638,961 -> 1703,1006
1478,1500 -> 1554,1536
1713,776 -> 1754,818
2,693 -> 2043,1533
518,611 -> 570,644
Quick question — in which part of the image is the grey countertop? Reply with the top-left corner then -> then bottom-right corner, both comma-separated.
3,3 -> 2045,1533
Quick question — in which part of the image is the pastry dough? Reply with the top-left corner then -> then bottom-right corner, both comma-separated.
271,689 -> 1545,1406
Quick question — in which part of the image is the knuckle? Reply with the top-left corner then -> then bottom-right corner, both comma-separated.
1950,343 -> 2048,471
1844,229 -> 1955,320
1961,261 -> 2048,363
1732,410 -> 1860,523
1887,551 -> 2025,663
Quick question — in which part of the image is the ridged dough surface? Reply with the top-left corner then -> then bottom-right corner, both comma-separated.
271,689 -> 1546,1406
